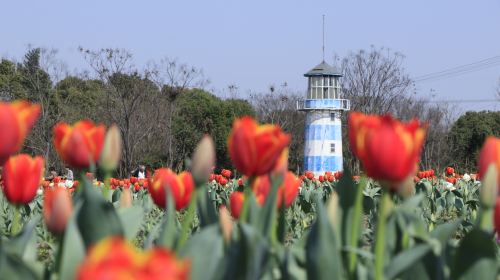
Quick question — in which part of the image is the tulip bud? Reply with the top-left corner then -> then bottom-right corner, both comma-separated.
219,206 -> 233,244
44,188 -> 73,234
191,135 -> 215,186
480,164 -> 498,208
326,192 -> 339,231
99,124 -> 122,172
120,188 -> 133,208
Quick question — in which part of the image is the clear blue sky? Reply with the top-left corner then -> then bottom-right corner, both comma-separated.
1,0 -> 499,112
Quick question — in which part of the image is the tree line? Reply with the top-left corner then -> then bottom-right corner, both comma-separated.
0,46 -> 497,177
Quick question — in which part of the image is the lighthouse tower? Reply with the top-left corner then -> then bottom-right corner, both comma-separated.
297,61 -> 350,176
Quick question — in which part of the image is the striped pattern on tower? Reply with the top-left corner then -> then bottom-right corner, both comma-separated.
303,111 -> 343,176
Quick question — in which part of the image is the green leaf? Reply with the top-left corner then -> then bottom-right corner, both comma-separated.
76,179 -> 124,248
305,198 -> 344,280
430,220 -> 461,245
0,251 -> 37,280
157,189 -> 179,250
197,189 -> 218,228
180,224 -> 224,280
3,216 -> 39,259
385,244 -> 432,279
59,203 -> 85,280
117,206 -> 144,240
255,174 -> 282,238
225,224 -> 270,280
111,188 -> 122,203
452,229 -> 497,280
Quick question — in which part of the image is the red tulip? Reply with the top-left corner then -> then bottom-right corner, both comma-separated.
318,175 -> 325,183
327,175 -> 335,182
77,237 -> 189,280
42,180 -> 50,189
348,112 -> 426,188
2,154 -> 44,205
478,136 -> 500,187
228,117 -> 290,177
446,167 -> 454,176
219,177 -> 228,186
53,120 -> 105,168
305,171 -> 314,180
44,187 -> 72,234
0,101 -> 40,165
271,148 -> 289,176
130,176 -> 138,184
221,169 -> 232,178
230,192 -> 245,219
251,172 -> 301,208
149,169 -> 194,210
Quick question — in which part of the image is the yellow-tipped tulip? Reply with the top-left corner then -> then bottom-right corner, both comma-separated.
191,135 -> 215,185
99,124 -> 122,172
119,188 -> 133,208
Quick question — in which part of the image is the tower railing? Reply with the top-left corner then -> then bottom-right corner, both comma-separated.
296,99 -> 350,111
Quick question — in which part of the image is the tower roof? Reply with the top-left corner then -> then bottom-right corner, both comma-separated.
304,61 -> 342,77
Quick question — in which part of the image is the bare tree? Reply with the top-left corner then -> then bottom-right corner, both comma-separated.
80,48 -> 163,176
148,57 -> 209,168
250,84 -> 305,172
341,46 -> 413,114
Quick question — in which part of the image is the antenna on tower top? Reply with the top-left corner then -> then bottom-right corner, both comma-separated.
322,14 -> 325,62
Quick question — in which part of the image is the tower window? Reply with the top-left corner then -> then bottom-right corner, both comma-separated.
330,143 -> 335,153
330,112 -> 338,121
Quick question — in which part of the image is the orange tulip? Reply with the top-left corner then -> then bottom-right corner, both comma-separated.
0,101 -> 40,165
149,169 -> 194,210
53,120 -> 106,168
229,191 -> 245,219
44,187 -> 72,234
251,171 -> 301,208
2,154 -> 44,205
478,136 -> 500,187
348,112 -> 426,188
228,117 -> 290,177
77,237 -> 189,280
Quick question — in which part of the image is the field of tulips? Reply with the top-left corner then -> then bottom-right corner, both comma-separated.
0,101 -> 500,280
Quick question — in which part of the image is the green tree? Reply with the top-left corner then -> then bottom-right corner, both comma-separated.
0,59 -> 27,100
172,89 -> 255,171
54,76 -> 106,123
448,111 -> 500,172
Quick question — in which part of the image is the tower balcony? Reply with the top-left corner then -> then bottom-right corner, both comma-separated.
297,99 -> 350,111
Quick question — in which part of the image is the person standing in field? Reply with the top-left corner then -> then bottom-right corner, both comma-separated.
131,164 -> 147,179
65,167 -> 74,188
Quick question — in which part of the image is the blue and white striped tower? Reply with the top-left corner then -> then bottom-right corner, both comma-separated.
297,61 -> 350,176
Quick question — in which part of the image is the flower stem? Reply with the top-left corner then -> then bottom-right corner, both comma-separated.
375,191 -> 391,280
55,235 -> 64,273
348,176 -> 366,277
177,190 -> 199,249
11,205 -> 21,236
103,172 -> 111,201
